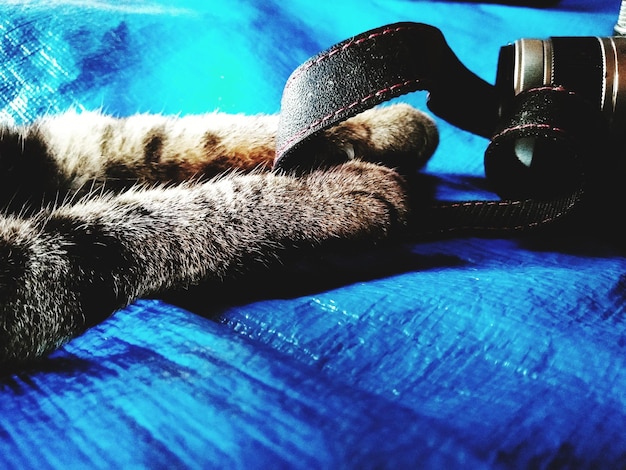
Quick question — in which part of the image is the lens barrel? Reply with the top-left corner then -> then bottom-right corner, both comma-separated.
496,36 -> 626,142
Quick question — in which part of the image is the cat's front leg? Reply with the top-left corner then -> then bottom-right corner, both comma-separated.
0,160 -> 409,364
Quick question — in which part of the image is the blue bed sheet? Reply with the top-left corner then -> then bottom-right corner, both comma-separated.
1,1 -> 625,468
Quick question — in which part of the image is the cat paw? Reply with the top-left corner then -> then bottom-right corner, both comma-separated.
306,160 -> 410,241
331,103 -> 439,171
286,103 -> 439,175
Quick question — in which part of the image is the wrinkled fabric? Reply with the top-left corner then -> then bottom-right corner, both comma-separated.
1,1 -> 625,468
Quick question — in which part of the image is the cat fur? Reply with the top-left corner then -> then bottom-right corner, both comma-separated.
0,103 -> 438,364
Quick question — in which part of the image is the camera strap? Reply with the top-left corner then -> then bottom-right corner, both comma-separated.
273,22 -> 607,237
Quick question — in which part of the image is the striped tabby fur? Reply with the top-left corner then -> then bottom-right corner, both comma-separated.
0,103 -> 437,364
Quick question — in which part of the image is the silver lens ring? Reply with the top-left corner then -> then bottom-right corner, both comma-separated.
599,37 -> 626,138
513,39 -> 544,93
511,38 -> 553,95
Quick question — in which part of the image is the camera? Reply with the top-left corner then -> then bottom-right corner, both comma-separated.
275,10 -> 626,233
495,35 -> 626,145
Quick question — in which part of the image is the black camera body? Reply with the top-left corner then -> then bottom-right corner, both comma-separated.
276,20 -> 626,233
496,35 -> 626,146
483,34 -> 626,205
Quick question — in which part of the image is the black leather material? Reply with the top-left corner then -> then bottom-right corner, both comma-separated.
416,87 -> 605,236
485,86 -> 607,201
274,22 -> 607,237
274,22 -> 499,170
416,190 -> 583,236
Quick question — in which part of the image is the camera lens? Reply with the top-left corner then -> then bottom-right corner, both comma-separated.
496,35 -> 626,144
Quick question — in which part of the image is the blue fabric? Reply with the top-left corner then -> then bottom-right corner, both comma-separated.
1,1 -> 625,468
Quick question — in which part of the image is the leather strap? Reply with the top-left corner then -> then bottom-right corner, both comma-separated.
274,22 -> 608,237
274,22 -> 499,169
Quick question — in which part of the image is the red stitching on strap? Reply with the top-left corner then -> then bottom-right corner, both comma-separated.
491,123 -> 568,141
284,25 -> 411,91
428,192 -> 581,232
277,79 -> 421,157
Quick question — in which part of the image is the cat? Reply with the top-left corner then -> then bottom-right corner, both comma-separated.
0,103 -> 438,365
